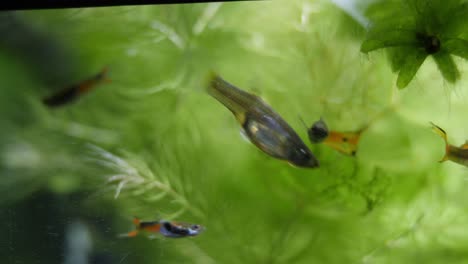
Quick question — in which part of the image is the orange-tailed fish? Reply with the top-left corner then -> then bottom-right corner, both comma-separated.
431,122 -> 468,167
207,73 -> 319,168
42,67 -> 110,107
304,117 -> 363,156
302,106 -> 395,156
121,217 -> 204,239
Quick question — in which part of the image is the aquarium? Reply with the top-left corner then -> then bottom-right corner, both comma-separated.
1,0 -> 468,263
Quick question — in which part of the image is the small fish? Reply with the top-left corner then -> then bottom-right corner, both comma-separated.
207,73 -> 319,168
42,67 -> 110,107
431,122 -> 468,167
303,106 -> 395,156
121,217 -> 204,239
305,117 -> 362,156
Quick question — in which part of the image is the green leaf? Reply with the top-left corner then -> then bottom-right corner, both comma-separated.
361,29 -> 417,53
432,51 -> 460,83
387,46 -> 413,73
444,38 -> 468,60
396,50 -> 427,89
441,3 -> 468,36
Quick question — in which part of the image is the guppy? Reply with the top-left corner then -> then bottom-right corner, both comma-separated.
122,217 -> 204,238
305,117 -> 363,156
42,67 -> 110,107
431,122 -> 468,167
207,73 -> 319,168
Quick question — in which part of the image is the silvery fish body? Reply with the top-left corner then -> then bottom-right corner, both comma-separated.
207,73 -> 319,168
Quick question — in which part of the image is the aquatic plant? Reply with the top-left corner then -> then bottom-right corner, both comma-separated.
1,1 -> 468,263
361,0 -> 468,89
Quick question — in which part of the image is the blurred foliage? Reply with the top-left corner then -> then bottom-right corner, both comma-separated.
0,0 -> 468,263
361,0 -> 468,89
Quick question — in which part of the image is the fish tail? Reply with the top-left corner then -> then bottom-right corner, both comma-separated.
118,217 -> 141,238
77,67 -> 110,94
430,122 -> 448,144
205,71 -> 257,123
118,230 -> 139,238
126,230 -> 139,237
96,66 -> 112,83
430,122 -> 449,162
132,217 -> 141,227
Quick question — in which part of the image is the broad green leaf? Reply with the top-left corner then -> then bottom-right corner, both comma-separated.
387,47 -> 413,73
432,51 -> 460,83
441,3 -> 468,36
444,38 -> 468,60
366,17 -> 416,33
361,29 -> 417,53
396,50 -> 427,89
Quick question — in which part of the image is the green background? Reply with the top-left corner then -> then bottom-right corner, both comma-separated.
1,0 -> 468,263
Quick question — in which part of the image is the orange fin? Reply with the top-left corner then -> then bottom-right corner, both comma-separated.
127,230 -> 139,237
77,67 -> 110,94
430,122 -> 450,163
439,155 -> 449,163
430,122 -> 448,144
459,141 -> 468,150
324,131 -> 360,156
118,230 -> 139,238
132,217 -> 141,226
98,67 -> 112,83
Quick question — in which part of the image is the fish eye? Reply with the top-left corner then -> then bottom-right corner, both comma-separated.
191,225 -> 200,230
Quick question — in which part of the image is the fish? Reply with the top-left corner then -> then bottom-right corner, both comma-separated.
121,217 -> 204,239
42,67 -> 110,107
206,73 -> 319,168
305,117 -> 362,156
431,122 -> 468,167
303,106 -> 395,156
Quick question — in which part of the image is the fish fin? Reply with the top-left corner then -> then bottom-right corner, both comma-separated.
430,122 -> 448,144
127,230 -> 139,237
206,72 -> 255,122
118,230 -> 139,238
324,132 -> 359,156
459,141 -> 468,150
92,66 -> 111,83
439,155 -> 449,162
132,217 -> 141,227
324,141 -> 356,156
77,67 -> 110,94
430,122 -> 450,162
235,112 -> 247,125
118,217 -> 141,238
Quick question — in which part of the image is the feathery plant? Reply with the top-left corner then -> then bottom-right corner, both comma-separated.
87,144 -> 204,220
1,0 -> 468,264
